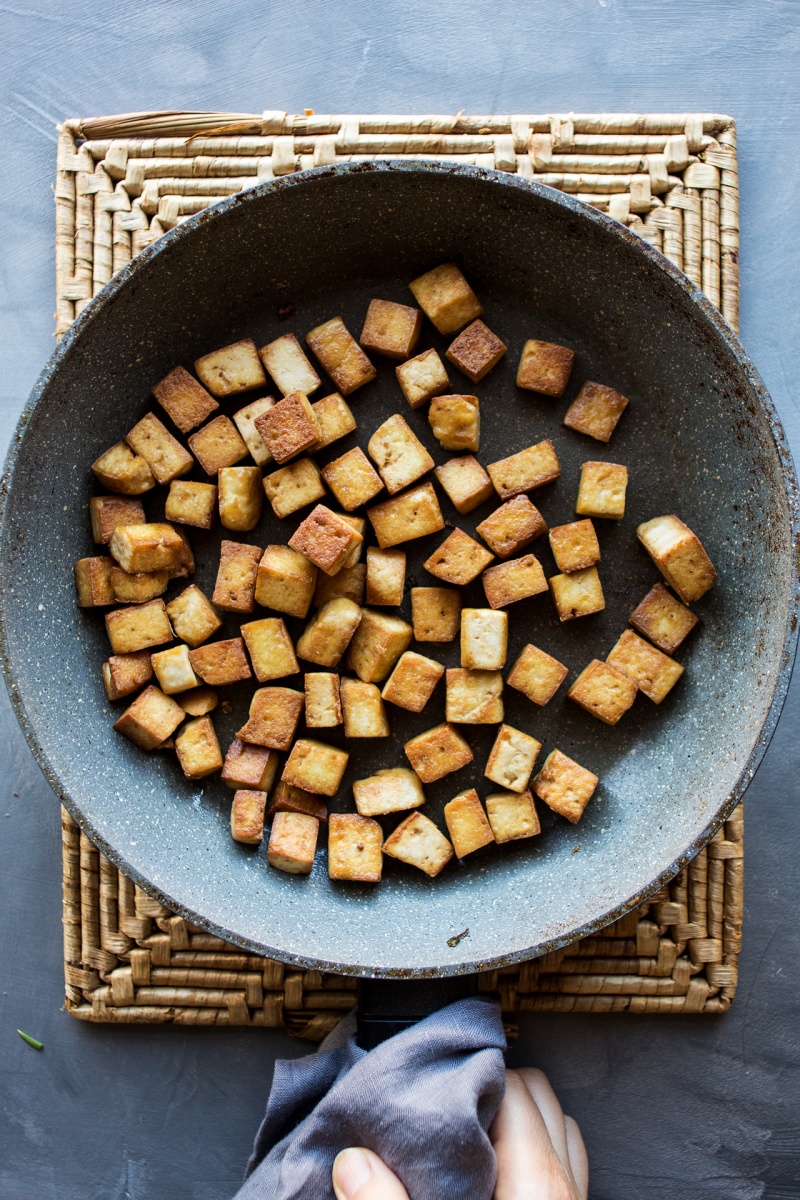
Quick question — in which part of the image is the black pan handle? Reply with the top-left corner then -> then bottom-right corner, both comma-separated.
356,974 -> 479,1049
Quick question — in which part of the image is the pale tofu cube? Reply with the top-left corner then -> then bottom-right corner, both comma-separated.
446,668 -> 504,724
151,365 -> 219,433
366,548 -> 406,606
236,686 -> 304,749
230,789 -> 268,844
91,441 -> 155,495
404,723 -> 473,783
289,505 -> 363,576
256,545 -> 317,618
446,319 -> 507,383
411,587 -> 461,643
321,446 -> 383,511
188,638 -> 252,686
268,780 -> 328,822
176,687 -> 218,717
165,585 -> 222,648
113,685 -> 185,750
487,440 -> 561,499
428,394 -> 480,452
341,677 -> 390,737
629,583 -> 699,655
105,598 -> 172,654
306,316 -> 377,395
444,789 -> 495,857
476,495 -> 548,558
576,461 -> 628,520
304,672 -> 342,727
408,263 -> 482,335
175,715 -> 223,779
550,567 -> 605,621
533,749 -> 598,823
328,813 -> 383,882
367,483 -> 444,549
75,557 -> 114,607
102,651 -> 154,702
241,617 -> 299,682
563,380 -> 629,443
282,738 -> 350,796
113,566 -> 167,607
221,739 -> 279,791
636,515 -> 717,603
516,338 -> 575,397
109,523 -> 184,573
435,455 -> 494,515
309,392 -> 357,449
568,659 -> 637,724
381,650 -> 444,713
549,519 -> 601,574
506,643 -> 568,707
255,391 -> 321,464
151,644 -> 200,694
395,347 -> 450,409
218,467 -> 263,532
259,331 -> 321,397
606,629 -> 684,703
267,811 -> 319,875
482,554 -> 548,609
89,496 -> 145,545
188,415 -> 249,475
297,597 -> 363,667
367,414 -> 434,495
194,338 -> 266,397
212,540 -> 262,613
125,413 -> 194,485
233,397 -> 277,467
353,767 -> 426,817
424,528 -> 494,586
485,790 -> 541,844
383,812 -> 454,878
461,608 -> 508,669
165,480 -> 217,530
485,724 -> 542,793
347,608 -> 413,683
313,563 -> 366,608
360,299 -> 423,360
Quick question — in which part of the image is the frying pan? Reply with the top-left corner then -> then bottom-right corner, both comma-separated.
2,162 -> 798,1039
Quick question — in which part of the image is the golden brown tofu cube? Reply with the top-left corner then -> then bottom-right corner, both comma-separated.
188,415 -> 249,476
165,585 -> 222,648
282,738 -> 349,796
549,519 -> 601,574
259,332 -> 321,397
476,496 -> 548,558
328,813 -> 383,882
176,686 -> 218,716
568,659 -> 637,725
381,650 -> 444,713
268,780 -> 328,823
175,715 -> 223,779
75,557 -> 115,607
125,413 -> 194,486
550,567 -> 605,621
485,790 -> 541,844
297,597 -> 363,668
289,505 -> 364,576
506,643 -> 568,707
151,644 -> 200,694
487,439 -> 561,499
516,338 -> 575,397
395,347 -> 450,409
347,608 -> 413,683
461,608 -> 508,670
105,598 -> 172,655
194,338 -> 266,398
444,789 -> 495,858
306,316 -> 377,395
256,545 -> 317,618
404,722 -> 473,783
230,789 -> 268,844
255,391 -> 321,465
366,548 -> 406,606
629,583 -> 699,655
446,319 -> 507,384
428,394 -> 480,453
212,540 -> 261,614
533,749 -> 598,824
114,685 -> 185,750
241,617 -> 299,682
563,381 -> 629,443
367,414 -> 434,495
188,637 -> 252,686
637,515 -> 716,604
168,527 -> 196,580
353,767 -> 426,817
367,483 -> 444,549
89,496 -> 145,545
152,365 -> 219,433
424,528 -> 494,586
109,522 -> 185,574
606,628 -> 684,703
339,515 -> 366,567
102,650 -> 154,702
485,724 -> 542,793
91,441 -> 155,495
411,586 -> 462,643
383,811 -> 453,878
360,299 -> 423,360
321,447 -> 383,511
408,263 -> 482,335
304,672 -> 342,728
263,458 -> 326,518
221,739 -> 279,791
267,811 -> 319,875
165,480 -> 217,530
341,677 -> 390,737
313,563 -> 366,608
482,554 -> 548,610
309,392 -> 357,450
110,567 -> 168,604
446,668 -> 504,724
236,686 -> 304,749
233,396 -> 277,467
576,461 -> 628,520
218,467 -> 263,532
435,456 -> 494,515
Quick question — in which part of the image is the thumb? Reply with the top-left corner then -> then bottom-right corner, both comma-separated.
332,1147 -> 411,1200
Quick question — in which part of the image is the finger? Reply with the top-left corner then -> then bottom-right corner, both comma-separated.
515,1067 -> 570,1170
565,1117 -> 589,1200
490,1070 -> 576,1199
332,1147 -> 411,1200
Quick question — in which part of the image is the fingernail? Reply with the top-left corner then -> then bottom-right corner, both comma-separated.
332,1147 -> 373,1199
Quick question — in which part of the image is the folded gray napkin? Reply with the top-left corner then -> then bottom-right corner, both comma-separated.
234,996 -> 506,1200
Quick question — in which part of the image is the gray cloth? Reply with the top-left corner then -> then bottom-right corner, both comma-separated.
235,997 -> 506,1200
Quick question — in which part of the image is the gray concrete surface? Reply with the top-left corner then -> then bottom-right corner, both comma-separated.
1,3 -> 799,1197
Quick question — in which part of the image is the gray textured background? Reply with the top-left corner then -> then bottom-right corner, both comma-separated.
1,3 -> 799,1198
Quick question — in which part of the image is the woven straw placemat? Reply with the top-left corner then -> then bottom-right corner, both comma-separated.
56,110 -> 742,1036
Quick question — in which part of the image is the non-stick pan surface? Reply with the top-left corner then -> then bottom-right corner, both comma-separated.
1,162 -> 797,976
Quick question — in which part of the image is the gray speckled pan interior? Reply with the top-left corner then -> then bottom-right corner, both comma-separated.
1,162 -> 798,977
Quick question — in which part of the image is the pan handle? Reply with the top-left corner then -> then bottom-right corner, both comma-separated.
356,975 -> 478,1049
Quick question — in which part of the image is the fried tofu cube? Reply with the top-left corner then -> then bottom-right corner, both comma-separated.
105,598 -> 172,654
485,790 -> 541,844
606,628 -> 684,703
268,780 -> 328,822
321,446 -> 383,511
461,608 -> 508,669
212,540 -> 261,613
233,397 -> 276,467
476,496 -> 548,559
282,738 -> 349,796
382,651 -> 444,712
188,637 -> 252,686
435,456 -> 494,515
347,609 -> 413,683
218,467 -> 263,532
353,767 -> 425,817
176,687 -> 218,716
306,316 -> 377,395
297,597 -> 363,667
550,567 -> 605,621
629,583 -> 699,655
241,617 -> 299,682
367,483 -> 444,549
482,554 -> 548,610
289,505 -> 364,576
89,496 -> 145,545
174,715 -> 223,779
188,415 -> 249,476
366,548 -> 406,606
102,650 -> 154,702
259,331 -> 321,397
309,392 -> 357,449
395,347 -> 450,409
268,811 -> 319,875
125,413 -> 194,485
383,812 -> 453,877
575,461 -> 628,520
637,515 -> 717,604
446,668 -> 504,724
428,394 -> 480,452
360,299 -> 423,360
113,685 -> 185,750
194,338 -> 266,397
404,722 -> 473,783
91,441 -> 155,495
221,739 -> 279,791
339,515 -> 366,567
151,365 -> 219,433
568,659 -> 637,724
256,544 -> 317,618
150,644 -> 200,694
341,677 -> 390,737
236,686 -> 304,749
516,338 -> 575,397
411,587 -> 461,643
109,522 -> 184,574
165,480 -> 217,530
447,792 -> 496,865
533,749 -> 598,823
75,557 -> 114,607
485,724 -> 542,793
506,643 -> 568,707
263,458 -> 325,519
549,519 -> 601,574
313,563 -> 366,608
165,585 -> 222,648
112,567 -> 167,605
446,319 -> 507,383
424,528 -> 494,586
367,414 -> 434,495
563,381 -> 629,443
487,440 -> 561,499
230,789 -> 268,844
169,527 -> 196,580
255,391 -> 321,464
328,813 -> 383,882
304,672 -> 342,728
408,263 -> 482,335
